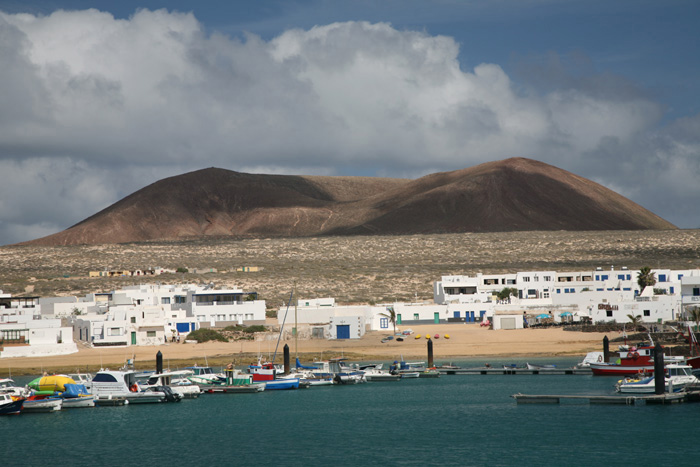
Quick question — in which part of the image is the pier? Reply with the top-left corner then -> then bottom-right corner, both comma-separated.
511,391 -> 696,405
437,367 -> 592,375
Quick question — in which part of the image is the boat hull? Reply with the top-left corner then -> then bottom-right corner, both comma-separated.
0,398 -> 24,415
206,383 -> 266,394
264,379 -> 299,390
62,395 -> 96,408
589,363 -> 654,376
23,397 -> 63,413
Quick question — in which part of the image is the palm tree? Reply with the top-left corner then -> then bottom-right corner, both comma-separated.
380,306 -> 397,335
637,266 -> 656,294
689,307 -> 700,332
627,314 -> 643,331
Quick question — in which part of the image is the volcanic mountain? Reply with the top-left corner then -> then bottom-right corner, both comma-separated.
24,157 -> 676,245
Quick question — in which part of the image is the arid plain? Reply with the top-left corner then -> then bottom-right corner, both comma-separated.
1,229 -> 699,373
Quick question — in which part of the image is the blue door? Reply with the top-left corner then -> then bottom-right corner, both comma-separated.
337,325 -> 350,339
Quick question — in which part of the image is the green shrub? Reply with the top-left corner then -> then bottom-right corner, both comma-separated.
187,328 -> 227,343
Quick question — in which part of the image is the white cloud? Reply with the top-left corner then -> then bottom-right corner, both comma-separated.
0,8 -> 697,243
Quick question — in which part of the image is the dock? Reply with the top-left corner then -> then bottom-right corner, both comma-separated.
438,367 -> 592,375
511,391 -> 699,405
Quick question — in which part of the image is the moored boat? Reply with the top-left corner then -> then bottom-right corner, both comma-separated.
359,364 -> 401,382
589,341 -> 683,376
248,361 -> 300,389
615,364 -> 699,393
0,393 -> 24,415
22,394 -> 63,413
141,370 -> 202,398
91,369 -> 168,404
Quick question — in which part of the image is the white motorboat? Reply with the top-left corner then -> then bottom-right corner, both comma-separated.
359,364 -> 401,382
0,378 -> 29,397
91,369 -> 168,404
615,364 -> 699,393
185,365 -> 227,385
141,370 -> 202,398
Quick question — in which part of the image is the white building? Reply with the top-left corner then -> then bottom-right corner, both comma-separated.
1,292 -> 77,358
434,267 -> 700,325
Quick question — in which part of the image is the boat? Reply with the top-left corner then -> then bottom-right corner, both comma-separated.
203,368 -> 266,393
589,339 -> 684,376
575,352 -> 604,368
526,363 -> 557,370
60,383 -> 95,408
359,364 -> 401,382
185,365 -> 227,385
22,394 -> 63,412
140,370 -> 202,398
0,378 -> 29,397
0,393 -> 24,415
328,359 -> 366,384
393,361 -> 440,378
615,364 -> 699,393
248,361 -> 300,390
91,369 -> 169,404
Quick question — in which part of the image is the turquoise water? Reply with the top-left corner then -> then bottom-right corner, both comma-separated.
2,357 -> 699,466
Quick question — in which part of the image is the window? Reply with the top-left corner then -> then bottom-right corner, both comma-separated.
678,274 -> 684,280
556,289 -> 561,294
627,274 -> 631,280
147,331 -> 156,337
595,275 -> 600,281
413,313 -> 419,320
694,288 -> 700,296
523,277 -> 530,282
659,274 -> 667,282
670,287 -> 674,294
543,276 -> 551,281
601,275 -> 609,280
380,318 -> 388,329
161,297 -> 171,305
606,310 -> 613,317
130,317 -> 136,323
109,328 -> 120,336
643,310 -> 651,317
618,274 -> 625,280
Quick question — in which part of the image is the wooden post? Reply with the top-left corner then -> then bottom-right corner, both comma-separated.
603,336 -> 609,363
427,338 -> 434,368
284,344 -> 290,375
654,344 -> 665,395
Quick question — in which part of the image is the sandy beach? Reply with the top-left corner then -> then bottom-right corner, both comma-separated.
1,325 -> 617,375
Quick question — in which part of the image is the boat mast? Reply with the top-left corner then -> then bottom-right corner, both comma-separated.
294,280 -> 298,363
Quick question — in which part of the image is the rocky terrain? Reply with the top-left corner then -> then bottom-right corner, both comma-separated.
3,230 -> 699,310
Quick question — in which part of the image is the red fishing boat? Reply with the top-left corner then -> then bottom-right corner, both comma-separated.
589,340 -> 683,376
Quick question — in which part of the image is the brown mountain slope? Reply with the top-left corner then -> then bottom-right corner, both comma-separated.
23,158 -> 676,246
333,158 -> 676,234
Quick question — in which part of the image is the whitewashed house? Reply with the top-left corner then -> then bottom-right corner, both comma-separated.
1,292 -> 77,358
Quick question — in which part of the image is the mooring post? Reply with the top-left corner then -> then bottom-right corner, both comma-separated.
654,344 -> 665,395
283,344 -> 290,375
156,350 -> 163,374
603,336 -> 609,363
428,338 -> 434,368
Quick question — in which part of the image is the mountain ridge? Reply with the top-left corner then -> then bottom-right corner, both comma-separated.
21,157 -> 676,245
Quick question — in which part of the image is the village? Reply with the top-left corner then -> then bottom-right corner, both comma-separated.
2,265 -> 700,359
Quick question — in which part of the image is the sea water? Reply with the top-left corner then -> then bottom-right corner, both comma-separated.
2,357 -> 699,466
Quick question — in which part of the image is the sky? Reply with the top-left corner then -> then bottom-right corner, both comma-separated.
0,0 -> 699,245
